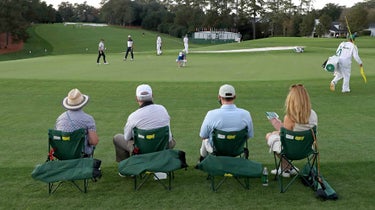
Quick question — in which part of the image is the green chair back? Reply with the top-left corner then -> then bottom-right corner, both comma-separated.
133,126 -> 169,154
212,127 -> 248,157
276,126 -> 318,193
279,126 -> 316,160
48,129 -> 86,160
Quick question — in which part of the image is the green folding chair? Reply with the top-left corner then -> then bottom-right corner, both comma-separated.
274,126 -> 318,193
208,127 -> 250,191
132,126 -> 173,190
47,128 -> 88,194
133,126 -> 169,154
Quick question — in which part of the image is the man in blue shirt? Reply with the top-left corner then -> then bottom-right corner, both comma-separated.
198,84 -> 254,161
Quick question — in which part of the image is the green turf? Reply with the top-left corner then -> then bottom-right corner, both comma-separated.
0,24 -> 374,209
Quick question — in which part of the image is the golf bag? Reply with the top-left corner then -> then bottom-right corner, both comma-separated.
322,55 -> 339,73
301,164 -> 338,200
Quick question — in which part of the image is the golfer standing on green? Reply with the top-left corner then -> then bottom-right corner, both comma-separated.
97,39 -> 108,64
124,35 -> 134,61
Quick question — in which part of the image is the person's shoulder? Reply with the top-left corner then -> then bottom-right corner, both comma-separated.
310,109 -> 318,118
237,107 -> 251,115
127,109 -> 139,119
56,111 -> 67,119
151,103 -> 168,110
80,110 -> 95,118
206,108 -> 221,115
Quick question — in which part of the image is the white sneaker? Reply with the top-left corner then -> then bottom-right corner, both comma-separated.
118,172 -> 134,178
153,172 -> 167,180
289,167 -> 299,175
271,168 -> 290,178
104,62 -> 109,65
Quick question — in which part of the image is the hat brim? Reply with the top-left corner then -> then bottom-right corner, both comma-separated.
62,95 -> 89,110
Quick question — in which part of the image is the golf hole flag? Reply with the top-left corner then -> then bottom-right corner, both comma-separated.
360,66 -> 367,83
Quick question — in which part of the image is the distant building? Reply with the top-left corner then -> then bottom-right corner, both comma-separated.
192,29 -> 242,43
312,19 -> 347,38
366,23 -> 375,36
328,21 -> 347,38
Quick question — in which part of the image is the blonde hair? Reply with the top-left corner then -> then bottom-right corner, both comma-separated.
284,84 -> 311,124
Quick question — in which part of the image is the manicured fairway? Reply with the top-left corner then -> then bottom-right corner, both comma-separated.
0,24 -> 374,209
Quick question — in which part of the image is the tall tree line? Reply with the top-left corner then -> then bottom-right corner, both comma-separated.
1,0 -> 374,48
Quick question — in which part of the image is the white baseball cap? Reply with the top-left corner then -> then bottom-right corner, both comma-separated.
219,84 -> 236,98
136,84 -> 153,101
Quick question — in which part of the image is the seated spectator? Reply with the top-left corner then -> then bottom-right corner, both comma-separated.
265,84 -> 318,177
55,88 -> 99,155
198,84 -> 254,162
113,84 -> 176,162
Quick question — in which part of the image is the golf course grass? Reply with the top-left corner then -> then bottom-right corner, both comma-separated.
0,23 -> 373,209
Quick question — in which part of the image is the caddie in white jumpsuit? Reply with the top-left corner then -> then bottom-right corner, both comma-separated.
183,35 -> 189,54
156,35 -> 162,55
330,35 -> 363,93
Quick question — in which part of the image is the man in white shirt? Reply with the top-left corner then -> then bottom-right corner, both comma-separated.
113,84 -> 176,162
124,35 -> 134,61
97,39 -> 108,64
330,35 -> 363,93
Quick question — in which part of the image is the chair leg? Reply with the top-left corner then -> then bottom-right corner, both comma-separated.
168,172 -> 172,190
134,172 -> 152,190
48,182 -> 53,195
135,172 -> 173,191
48,181 -> 63,195
84,179 -> 88,193
210,175 -> 228,192
234,176 -> 250,190
210,174 -> 249,191
278,157 -> 302,193
273,152 -> 281,181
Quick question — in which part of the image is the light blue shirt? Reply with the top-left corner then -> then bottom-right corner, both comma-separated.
199,104 -> 254,144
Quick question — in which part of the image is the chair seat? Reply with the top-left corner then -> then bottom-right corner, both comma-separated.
123,126 -> 186,190
197,127 -> 261,191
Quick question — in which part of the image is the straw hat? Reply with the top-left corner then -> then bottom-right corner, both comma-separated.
62,88 -> 89,110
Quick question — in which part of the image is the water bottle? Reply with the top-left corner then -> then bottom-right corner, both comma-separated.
262,167 -> 269,186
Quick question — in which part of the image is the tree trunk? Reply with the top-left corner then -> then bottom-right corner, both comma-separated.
252,15 -> 256,40
5,32 -> 9,48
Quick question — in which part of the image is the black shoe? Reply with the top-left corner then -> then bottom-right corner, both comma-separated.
194,156 -> 205,169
